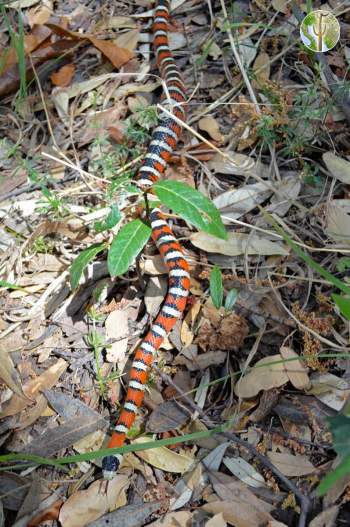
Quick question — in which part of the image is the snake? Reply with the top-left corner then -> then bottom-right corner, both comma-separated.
102,0 -> 189,479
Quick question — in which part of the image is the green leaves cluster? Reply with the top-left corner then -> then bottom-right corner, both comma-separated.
209,265 -> 238,311
70,181 -> 227,289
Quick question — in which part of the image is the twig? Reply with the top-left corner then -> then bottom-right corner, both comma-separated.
154,366 -> 311,526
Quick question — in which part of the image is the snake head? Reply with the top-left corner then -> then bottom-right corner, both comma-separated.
102,454 -> 123,480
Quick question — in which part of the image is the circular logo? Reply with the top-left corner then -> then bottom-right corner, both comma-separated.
300,10 -> 340,52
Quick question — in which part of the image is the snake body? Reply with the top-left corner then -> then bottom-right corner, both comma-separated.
102,0 -> 189,479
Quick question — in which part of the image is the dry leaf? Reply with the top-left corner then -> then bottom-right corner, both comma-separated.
326,200 -> 350,244
0,346 -> 26,398
267,451 -> 315,477
271,0 -> 289,12
59,476 -> 129,527
191,231 -> 288,257
147,511 -> 193,526
209,472 -> 273,514
145,276 -> 168,317
51,64 -> 75,87
202,500 -> 272,527
198,116 -> 224,143
280,346 -> 310,390
308,505 -> 339,527
252,52 -> 270,87
205,513 -> 227,527
105,310 -> 129,363
213,182 -> 272,221
0,358 -> 67,418
323,152 -> 350,184
223,456 -> 266,488
115,29 -> 140,53
207,152 -> 255,175
133,436 -> 194,473
308,373 -> 350,411
234,354 -> 289,398
181,301 -> 201,347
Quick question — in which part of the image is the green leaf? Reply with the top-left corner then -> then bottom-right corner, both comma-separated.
152,180 -> 227,240
332,294 -> 350,320
225,288 -> 238,311
94,205 -> 121,233
318,454 -> 350,495
317,414 -> 350,495
70,243 -> 106,290
210,265 -> 223,309
337,257 -> 350,273
108,219 -> 151,277
0,280 -> 27,292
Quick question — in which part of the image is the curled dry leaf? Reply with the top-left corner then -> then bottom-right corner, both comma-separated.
51,64 -> 75,87
308,373 -> 350,411
266,451 -> 315,477
0,345 -> 26,399
0,358 -> 68,418
132,436 -> 194,473
280,346 -> 310,390
207,152 -> 255,175
59,476 -> 129,527
234,354 -> 289,399
191,231 -> 288,257
198,116 -> 224,143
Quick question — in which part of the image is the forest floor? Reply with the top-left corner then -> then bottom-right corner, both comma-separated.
1,0 -> 350,526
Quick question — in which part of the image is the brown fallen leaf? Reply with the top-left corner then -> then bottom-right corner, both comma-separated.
46,24 -> 133,68
133,436 -> 194,473
1,25 -> 51,72
59,476 -> 129,527
202,500 -> 273,527
181,300 -> 201,347
267,451 -> 315,477
308,505 -> 339,527
252,51 -> 270,88
147,511 -> 193,526
51,64 -> 75,87
27,499 -> 63,527
235,354 -> 289,398
0,39 -> 77,97
280,346 -> 310,390
0,345 -> 26,399
198,116 -> 224,143
0,358 -> 67,418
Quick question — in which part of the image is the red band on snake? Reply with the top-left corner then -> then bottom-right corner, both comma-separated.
102,0 -> 189,479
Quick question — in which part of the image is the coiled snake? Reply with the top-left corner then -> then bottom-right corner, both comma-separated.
102,0 -> 189,478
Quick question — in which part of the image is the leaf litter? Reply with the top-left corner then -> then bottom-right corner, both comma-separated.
1,0 -> 350,526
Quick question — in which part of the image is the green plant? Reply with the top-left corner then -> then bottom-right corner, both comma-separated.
86,324 -> 120,399
36,186 -> 68,217
210,265 -> 238,311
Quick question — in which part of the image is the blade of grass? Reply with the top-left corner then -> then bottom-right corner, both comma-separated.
0,424 -> 224,470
